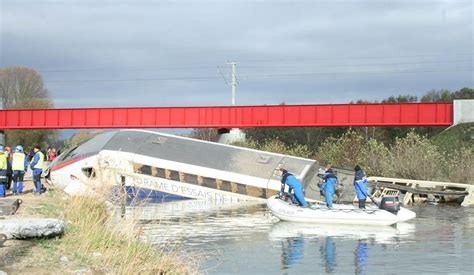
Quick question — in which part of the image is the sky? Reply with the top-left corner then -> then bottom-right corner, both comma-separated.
0,0 -> 472,110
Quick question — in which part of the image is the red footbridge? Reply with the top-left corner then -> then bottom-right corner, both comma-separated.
0,102 -> 466,130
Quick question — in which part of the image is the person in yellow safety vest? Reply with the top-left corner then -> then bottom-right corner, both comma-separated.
12,145 -> 28,195
30,145 -> 45,195
0,145 -> 8,197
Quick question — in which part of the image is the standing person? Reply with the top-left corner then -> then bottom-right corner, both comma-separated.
321,168 -> 337,209
48,148 -> 57,161
276,167 -> 309,208
30,145 -> 45,195
5,146 -> 13,190
11,145 -> 28,195
46,148 -> 51,161
354,165 -> 368,209
27,148 -> 35,162
0,146 -> 8,197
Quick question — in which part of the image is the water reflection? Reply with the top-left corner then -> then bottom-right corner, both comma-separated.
268,222 -> 415,244
118,200 -> 272,246
270,222 -> 415,273
278,234 -> 371,273
280,237 -> 305,269
320,237 -> 336,273
354,240 -> 368,275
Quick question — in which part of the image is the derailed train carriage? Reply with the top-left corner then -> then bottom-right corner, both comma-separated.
46,129 -> 355,202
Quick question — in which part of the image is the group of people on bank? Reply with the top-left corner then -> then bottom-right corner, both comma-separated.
277,163 -> 369,209
0,145 -> 48,197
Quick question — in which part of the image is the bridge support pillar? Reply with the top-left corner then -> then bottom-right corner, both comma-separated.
454,99 -> 474,125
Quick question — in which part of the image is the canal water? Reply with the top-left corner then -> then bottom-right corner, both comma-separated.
123,200 -> 474,274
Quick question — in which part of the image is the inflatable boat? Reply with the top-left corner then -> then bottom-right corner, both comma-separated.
267,195 -> 416,226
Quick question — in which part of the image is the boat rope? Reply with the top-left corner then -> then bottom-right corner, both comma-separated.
311,207 -> 378,215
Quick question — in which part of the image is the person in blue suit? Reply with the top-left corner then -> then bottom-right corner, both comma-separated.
321,168 -> 337,209
277,168 -> 308,208
354,165 -> 368,209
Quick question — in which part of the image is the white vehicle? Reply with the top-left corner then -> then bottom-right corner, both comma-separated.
267,195 -> 416,225
46,129 -> 340,201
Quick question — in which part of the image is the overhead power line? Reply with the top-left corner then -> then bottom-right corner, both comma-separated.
239,59 -> 472,69
238,52 -> 474,63
47,76 -> 222,83
40,65 -> 219,73
45,67 -> 472,84
36,52 -> 473,74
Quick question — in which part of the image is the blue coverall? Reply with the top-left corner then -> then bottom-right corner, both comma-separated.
321,172 -> 337,208
281,172 -> 309,208
354,169 -> 368,209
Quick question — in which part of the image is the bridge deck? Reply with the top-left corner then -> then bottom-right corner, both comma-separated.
0,102 -> 453,129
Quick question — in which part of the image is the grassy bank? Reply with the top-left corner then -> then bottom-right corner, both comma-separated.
17,189 -> 196,274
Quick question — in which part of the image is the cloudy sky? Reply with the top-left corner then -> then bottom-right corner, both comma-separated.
0,0 -> 472,109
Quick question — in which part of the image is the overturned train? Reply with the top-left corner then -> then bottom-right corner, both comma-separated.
46,129 -> 355,202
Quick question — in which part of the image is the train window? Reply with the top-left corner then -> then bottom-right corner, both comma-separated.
81,167 -> 95,178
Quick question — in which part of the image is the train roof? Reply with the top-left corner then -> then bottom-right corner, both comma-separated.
58,129 -> 318,180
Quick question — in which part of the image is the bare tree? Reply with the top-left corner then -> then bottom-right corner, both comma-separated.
0,66 -> 57,148
0,66 -> 49,109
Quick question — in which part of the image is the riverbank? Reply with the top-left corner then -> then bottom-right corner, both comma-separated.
0,183 -> 197,274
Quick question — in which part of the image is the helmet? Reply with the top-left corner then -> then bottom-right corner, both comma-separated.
15,145 -> 24,152
0,145 -> 4,152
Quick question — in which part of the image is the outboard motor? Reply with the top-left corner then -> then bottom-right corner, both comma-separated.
379,196 -> 401,214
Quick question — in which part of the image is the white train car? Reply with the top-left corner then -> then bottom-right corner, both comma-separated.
46,129 -> 331,202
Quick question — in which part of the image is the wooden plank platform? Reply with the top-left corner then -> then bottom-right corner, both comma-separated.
367,177 -> 474,206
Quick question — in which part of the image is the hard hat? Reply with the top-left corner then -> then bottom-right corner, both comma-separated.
15,145 -> 24,152
0,145 -> 4,152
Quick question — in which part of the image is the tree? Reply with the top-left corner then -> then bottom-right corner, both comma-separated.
420,89 -> 453,102
453,87 -> 474,99
382,95 -> 417,103
0,66 -> 57,148
0,66 -> 49,108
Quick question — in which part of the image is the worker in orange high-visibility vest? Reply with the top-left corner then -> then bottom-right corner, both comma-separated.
30,145 -> 45,195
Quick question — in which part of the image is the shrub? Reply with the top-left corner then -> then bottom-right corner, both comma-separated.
233,139 -> 313,159
382,132 -> 445,180
443,146 -> 474,183
317,130 -> 366,169
360,139 -> 390,176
